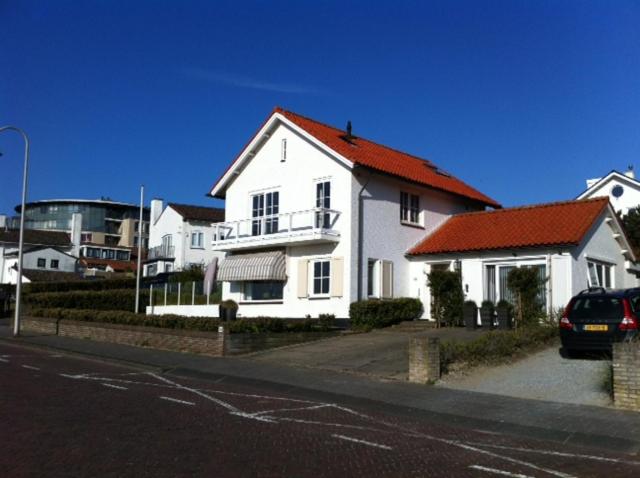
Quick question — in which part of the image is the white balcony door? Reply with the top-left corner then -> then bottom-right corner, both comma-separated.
251,191 -> 279,236
315,181 -> 331,228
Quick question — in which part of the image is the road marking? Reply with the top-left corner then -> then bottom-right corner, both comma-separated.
21,365 -> 40,371
229,411 -> 278,423
159,396 -> 196,406
148,373 -> 239,412
465,442 -> 640,466
469,465 -> 535,478
332,434 -> 393,450
0,357 -> 9,363
250,404 -> 331,417
102,383 -> 128,390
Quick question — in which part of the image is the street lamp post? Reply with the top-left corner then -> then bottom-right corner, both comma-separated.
0,126 -> 30,337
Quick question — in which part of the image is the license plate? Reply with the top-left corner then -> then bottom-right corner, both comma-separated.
584,324 -> 608,332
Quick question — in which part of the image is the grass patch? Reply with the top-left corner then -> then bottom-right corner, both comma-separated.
440,325 -> 559,374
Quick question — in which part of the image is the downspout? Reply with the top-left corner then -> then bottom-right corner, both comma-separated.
356,171 -> 372,301
547,253 -> 553,316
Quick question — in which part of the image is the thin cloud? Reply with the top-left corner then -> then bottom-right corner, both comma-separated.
182,67 -> 325,95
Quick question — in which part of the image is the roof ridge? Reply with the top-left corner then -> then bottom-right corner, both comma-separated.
168,202 -> 223,210
449,196 -> 609,219
278,107 -> 437,167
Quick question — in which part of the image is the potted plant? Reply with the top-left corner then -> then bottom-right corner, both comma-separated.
218,299 -> 238,321
480,300 -> 495,329
496,300 -> 513,330
463,300 -> 478,330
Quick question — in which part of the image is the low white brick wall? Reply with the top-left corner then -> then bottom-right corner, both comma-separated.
146,304 -> 219,318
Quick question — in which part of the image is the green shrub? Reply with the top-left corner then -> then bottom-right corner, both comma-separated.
220,299 -> 239,310
507,267 -> 546,328
24,278 -> 137,294
25,289 -> 149,312
440,325 -> 558,372
349,298 -> 423,330
318,313 -> 336,329
27,308 -> 337,333
428,270 -> 463,327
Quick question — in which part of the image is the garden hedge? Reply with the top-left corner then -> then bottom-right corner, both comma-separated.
349,297 -> 423,330
27,307 -> 337,334
24,278 -> 137,294
439,325 -> 559,372
25,289 -> 148,312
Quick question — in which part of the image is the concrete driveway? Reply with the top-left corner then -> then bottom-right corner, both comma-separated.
247,323 -> 484,381
438,345 -> 612,407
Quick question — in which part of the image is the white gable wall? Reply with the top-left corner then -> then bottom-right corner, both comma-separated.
571,213 -> 638,293
579,174 -> 640,215
2,248 -> 77,284
222,121 -> 355,317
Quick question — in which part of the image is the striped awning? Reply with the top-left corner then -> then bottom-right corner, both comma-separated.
217,250 -> 286,281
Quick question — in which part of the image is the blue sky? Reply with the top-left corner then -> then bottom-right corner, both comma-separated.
2,0 -> 639,214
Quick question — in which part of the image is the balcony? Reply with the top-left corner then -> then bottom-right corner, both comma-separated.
212,208 -> 341,251
147,245 -> 175,260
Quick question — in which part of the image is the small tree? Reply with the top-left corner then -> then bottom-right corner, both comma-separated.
507,267 -> 546,329
428,269 -> 464,327
622,206 -> 640,253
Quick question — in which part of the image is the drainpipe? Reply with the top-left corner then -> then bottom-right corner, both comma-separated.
356,171 -> 372,301
547,254 -> 553,316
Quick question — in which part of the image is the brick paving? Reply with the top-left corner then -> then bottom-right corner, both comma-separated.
3,341 -> 640,477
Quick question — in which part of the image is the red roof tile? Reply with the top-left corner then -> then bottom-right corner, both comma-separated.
408,197 -> 610,255
212,107 -> 500,208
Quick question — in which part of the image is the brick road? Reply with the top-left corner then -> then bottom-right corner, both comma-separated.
1,342 -> 639,477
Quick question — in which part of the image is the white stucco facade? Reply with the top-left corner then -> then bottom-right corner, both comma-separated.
577,170 -> 640,216
1,247 -> 78,284
144,202 -> 225,277
209,114 -> 486,319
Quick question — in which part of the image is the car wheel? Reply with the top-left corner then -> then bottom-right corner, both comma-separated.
560,348 -> 579,359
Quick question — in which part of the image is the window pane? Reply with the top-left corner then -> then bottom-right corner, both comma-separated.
313,278 -> 322,294
322,261 -> 330,276
484,265 -> 496,302
499,266 -> 516,304
322,278 -> 330,294
314,261 -> 321,276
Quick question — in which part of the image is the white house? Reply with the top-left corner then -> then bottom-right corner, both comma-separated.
407,197 -> 639,320
143,201 -> 225,277
0,228 -> 79,284
207,107 -> 500,319
577,167 -> 640,216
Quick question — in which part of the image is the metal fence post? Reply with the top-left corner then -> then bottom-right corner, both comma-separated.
164,283 -> 167,306
206,280 -> 210,305
192,281 -> 195,306
149,284 -> 153,314
178,282 -> 181,306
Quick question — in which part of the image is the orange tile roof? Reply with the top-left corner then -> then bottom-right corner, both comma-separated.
211,107 -> 500,208
408,197 -> 610,255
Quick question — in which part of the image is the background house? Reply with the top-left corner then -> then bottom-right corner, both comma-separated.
144,200 -> 225,278
577,167 -> 640,216
0,228 -> 79,284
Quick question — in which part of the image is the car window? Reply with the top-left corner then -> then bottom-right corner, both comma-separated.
570,297 -> 623,320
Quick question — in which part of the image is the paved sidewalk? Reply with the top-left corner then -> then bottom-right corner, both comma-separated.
3,323 -> 640,455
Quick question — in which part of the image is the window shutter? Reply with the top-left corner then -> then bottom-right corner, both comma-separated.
297,260 -> 309,298
330,257 -> 344,297
381,260 -> 393,299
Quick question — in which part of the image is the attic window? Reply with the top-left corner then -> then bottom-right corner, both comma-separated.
281,139 -> 287,162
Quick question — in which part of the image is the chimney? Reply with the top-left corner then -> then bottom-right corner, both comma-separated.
625,165 -> 635,179
70,213 -> 82,257
346,121 -> 352,138
150,198 -> 163,225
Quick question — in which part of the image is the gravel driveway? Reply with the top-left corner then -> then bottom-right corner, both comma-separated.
438,345 -> 612,407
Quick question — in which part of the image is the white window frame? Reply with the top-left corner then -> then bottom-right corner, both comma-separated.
310,258 -> 331,297
367,259 -> 381,298
483,260 -> 548,306
242,281 -> 285,303
400,191 -> 421,226
190,231 -> 204,249
587,260 -> 614,288
251,190 -> 280,236
315,179 -> 331,229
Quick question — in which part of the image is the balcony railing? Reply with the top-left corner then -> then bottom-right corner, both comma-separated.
212,207 -> 340,249
147,245 -> 175,260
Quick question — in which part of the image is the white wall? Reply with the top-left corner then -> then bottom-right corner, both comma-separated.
580,174 -> 640,215
146,304 -> 219,318
2,247 -> 77,284
222,121 -> 355,318
571,213 -> 638,293
147,204 -> 224,275
358,171 -> 478,302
